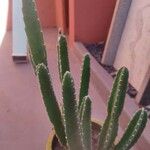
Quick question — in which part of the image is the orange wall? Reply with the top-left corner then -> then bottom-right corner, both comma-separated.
70,0 -> 117,43
55,0 -> 63,29
36,0 -> 56,28
69,0 -> 75,44
7,0 -> 117,44
7,0 -> 56,30
55,0 -> 69,33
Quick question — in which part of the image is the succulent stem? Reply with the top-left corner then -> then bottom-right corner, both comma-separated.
98,67 -> 129,150
78,54 -> 90,109
62,72 -> 83,150
57,33 -> 70,81
36,63 -> 67,146
22,0 -> 47,67
80,96 -> 92,150
114,108 -> 148,150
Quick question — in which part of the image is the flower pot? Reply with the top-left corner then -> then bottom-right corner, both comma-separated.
46,119 -> 102,150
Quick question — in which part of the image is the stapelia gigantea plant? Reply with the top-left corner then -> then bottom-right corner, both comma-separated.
22,0 -> 148,150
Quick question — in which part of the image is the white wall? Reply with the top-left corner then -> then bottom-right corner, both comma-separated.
0,0 -> 9,45
114,0 -> 150,91
12,0 -> 27,56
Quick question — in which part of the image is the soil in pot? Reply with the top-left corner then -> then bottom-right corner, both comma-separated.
51,121 -> 101,150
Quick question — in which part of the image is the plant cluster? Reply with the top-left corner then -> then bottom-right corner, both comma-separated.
22,0 -> 148,150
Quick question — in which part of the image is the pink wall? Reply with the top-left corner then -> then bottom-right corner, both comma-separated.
7,0 -> 56,30
69,0 -> 117,44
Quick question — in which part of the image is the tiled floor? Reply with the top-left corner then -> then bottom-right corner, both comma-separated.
0,28 -> 105,150
0,28 -> 149,150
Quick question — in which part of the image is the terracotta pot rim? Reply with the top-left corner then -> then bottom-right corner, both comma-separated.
46,119 -> 102,150
46,129 -> 55,150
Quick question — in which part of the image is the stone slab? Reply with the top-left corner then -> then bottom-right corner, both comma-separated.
114,0 -> 150,92
101,0 -> 132,65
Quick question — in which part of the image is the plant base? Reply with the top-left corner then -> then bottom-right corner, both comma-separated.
46,121 -> 101,150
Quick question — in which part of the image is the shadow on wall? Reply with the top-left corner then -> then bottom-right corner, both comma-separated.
0,0 -> 10,45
